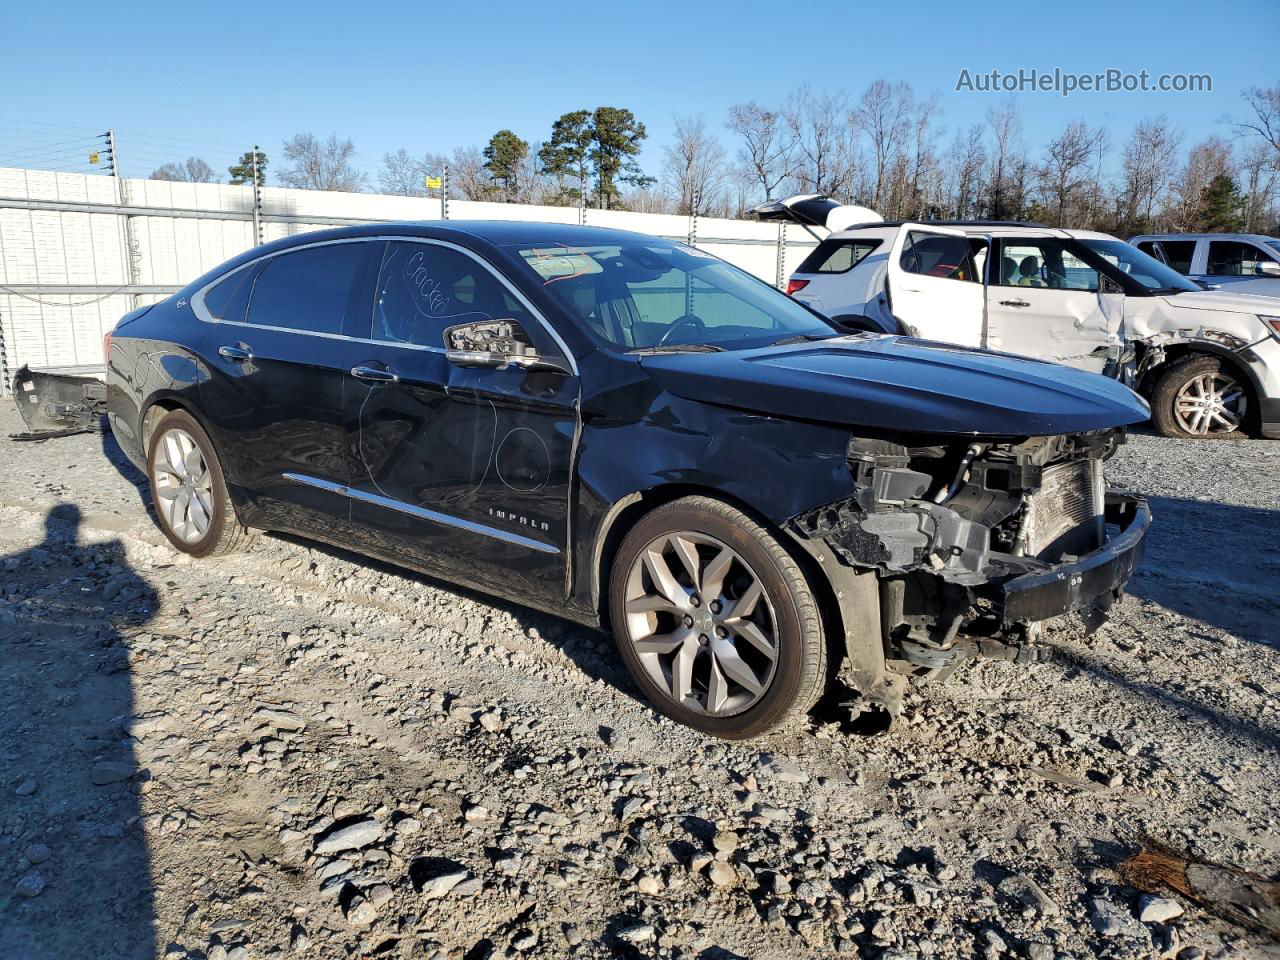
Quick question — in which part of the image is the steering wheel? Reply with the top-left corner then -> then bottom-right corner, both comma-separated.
658,313 -> 705,346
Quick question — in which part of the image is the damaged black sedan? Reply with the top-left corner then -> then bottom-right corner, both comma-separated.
103,222 -> 1151,738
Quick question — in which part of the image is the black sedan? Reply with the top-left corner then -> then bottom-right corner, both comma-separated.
104,222 -> 1151,738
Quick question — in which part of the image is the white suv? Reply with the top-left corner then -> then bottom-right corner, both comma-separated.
753,196 -> 1280,439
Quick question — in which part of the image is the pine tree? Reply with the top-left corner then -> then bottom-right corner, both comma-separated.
483,130 -> 529,202
1197,174 -> 1245,232
228,148 -> 267,187
589,107 -> 653,209
539,111 -> 594,205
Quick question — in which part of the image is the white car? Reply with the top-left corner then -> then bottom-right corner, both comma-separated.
753,195 -> 1280,439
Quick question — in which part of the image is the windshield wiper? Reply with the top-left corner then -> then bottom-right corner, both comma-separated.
629,343 -> 726,355
772,333 -> 833,345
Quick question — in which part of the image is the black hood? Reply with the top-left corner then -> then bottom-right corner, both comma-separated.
638,335 -> 1150,437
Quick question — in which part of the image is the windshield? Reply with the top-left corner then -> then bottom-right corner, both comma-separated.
1077,238 -> 1200,292
508,240 -> 836,350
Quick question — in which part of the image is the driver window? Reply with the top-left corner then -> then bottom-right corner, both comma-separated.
995,239 -> 1098,291
1207,240 -> 1268,276
373,241 -> 533,348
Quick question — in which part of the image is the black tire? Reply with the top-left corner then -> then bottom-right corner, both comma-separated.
607,496 -> 826,738
1150,355 -> 1252,439
146,409 -> 251,557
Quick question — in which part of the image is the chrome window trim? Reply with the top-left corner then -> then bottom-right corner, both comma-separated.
191,234 -> 579,373
282,471 -> 561,556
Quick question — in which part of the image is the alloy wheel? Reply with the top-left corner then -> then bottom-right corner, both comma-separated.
622,531 -> 779,716
1173,371 -> 1246,436
151,427 -> 214,543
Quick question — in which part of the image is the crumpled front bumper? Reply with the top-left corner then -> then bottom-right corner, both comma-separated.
998,491 -> 1150,624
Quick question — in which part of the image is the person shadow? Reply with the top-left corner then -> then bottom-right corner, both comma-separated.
0,503 -> 159,960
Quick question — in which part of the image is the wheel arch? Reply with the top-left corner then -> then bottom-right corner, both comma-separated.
589,482 -> 853,684
1138,341 -> 1263,434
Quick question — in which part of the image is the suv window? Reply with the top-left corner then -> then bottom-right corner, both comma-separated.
202,264 -> 259,323
1207,240 -> 1271,276
900,232 -> 978,282
994,238 -> 1098,290
798,239 -> 881,273
373,241 -> 531,348
246,243 -> 368,335
1136,240 -> 1196,274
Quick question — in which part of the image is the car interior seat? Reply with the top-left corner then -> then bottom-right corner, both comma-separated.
1017,256 -> 1044,287
1001,256 -> 1019,285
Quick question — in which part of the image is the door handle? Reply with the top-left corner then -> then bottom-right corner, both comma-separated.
218,344 -> 252,362
350,365 -> 399,384
998,299 -> 1030,308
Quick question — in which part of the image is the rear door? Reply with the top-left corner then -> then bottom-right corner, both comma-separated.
340,238 -> 579,603
984,237 -> 1118,373
196,239 -> 379,530
885,225 -> 985,345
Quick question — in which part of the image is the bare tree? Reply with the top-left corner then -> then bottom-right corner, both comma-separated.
150,157 -> 219,183
1237,140 -> 1279,231
853,80 -> 913,213
985,99 -> 1025,219
662,114 -> 730,215
1168,137 -> 1236,229
945,125 -> 987,218
279,133 -> 367,192
1118,117 -> 1180,233
1235,83 -> 1280,155
446,145 -> 494,200
726,101 -> 793,203
1035,120 -> 1107,226
378,148 -> 427,196
782,86 -> 854,198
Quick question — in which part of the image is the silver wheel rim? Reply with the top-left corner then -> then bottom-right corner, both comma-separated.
151,427 -> 214,543
1173,371 -> 1247,436
623,532 -> 779,716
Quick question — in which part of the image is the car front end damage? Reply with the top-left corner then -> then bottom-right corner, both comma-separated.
787,430 -> 1150,719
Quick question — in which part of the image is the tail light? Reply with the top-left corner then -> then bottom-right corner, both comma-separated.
103,328 -> 113,361
786,278 -> 810,296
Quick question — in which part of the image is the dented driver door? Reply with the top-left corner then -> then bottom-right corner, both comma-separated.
984,237 -> 1120,374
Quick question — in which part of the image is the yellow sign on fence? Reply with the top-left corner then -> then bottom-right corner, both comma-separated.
88,152 -> 100,165
424,176 -> 442,189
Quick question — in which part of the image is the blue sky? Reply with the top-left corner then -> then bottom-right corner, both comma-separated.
2,0 -> 1275,184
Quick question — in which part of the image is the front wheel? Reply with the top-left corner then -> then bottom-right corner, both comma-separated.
1150,355 -> 1251,439
607,496 -> 827,738
146,409 -> 251,557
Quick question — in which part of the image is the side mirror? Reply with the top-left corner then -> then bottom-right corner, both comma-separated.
444,320 -> 570,374
1255,260 -> 1280,277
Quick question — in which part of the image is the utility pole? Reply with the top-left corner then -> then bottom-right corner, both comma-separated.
250,145 -> 263,246
105,129 -> 140,310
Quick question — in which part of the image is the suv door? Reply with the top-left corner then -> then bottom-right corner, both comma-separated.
984,237 -> 1120,373
340,239 -> 578,603
885,225 -> 985,345
1201,239 -> 1280,287
196,239 -> 379,530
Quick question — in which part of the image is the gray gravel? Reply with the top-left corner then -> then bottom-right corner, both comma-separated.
1,407 -> 1278,960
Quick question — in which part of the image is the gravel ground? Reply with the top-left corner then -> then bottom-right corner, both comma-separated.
1,406 -> 1278,960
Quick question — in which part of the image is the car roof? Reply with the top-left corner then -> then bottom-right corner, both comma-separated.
254,220 -> 673,254
829,223 -> 1121,241
1130,232 -> 1280,242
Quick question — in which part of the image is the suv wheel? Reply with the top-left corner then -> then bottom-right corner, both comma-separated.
1151,355 -> 1250,439
608,496 -> 826,738
146,409 -> 250,557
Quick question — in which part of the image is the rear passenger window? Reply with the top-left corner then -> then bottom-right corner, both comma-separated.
373,241 -> 528,348
900,232 -> 978,282
799,240 -> 880,273
201,265 -> 258,323
1144,240 -> 1195,274
246,243 -> 368,335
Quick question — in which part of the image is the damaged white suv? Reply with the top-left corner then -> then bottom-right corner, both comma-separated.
754,196 -> 1280,439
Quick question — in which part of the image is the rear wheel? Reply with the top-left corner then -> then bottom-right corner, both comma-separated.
608,496 -> 826,738
146,409 -> 250,557
1151,355 -> 1251,439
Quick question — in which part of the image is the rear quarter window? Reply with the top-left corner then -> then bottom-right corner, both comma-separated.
797,239 -> 880,274
201,265 -> 259,323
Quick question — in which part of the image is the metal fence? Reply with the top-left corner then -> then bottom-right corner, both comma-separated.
0,167 -> 820,392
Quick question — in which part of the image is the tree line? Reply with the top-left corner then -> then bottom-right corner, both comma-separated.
149,83 -> 1280,234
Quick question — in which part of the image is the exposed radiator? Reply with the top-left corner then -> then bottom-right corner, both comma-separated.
1020,459 -> 1105,560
